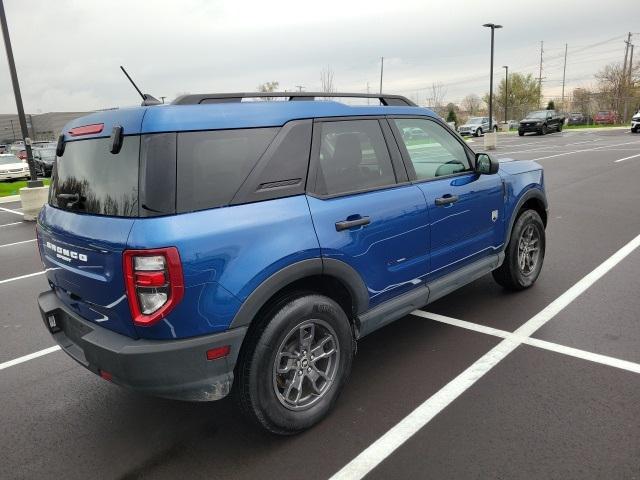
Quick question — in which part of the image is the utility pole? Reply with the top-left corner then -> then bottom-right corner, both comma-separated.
0,0 -> 41,187
502,65 -> 508,122
483,23 -> 502,130
366,81 -> 370,105
295,85 -> 304,92
379,57 -> 384,94
160,96 -> 166,104
561,43 -> 568,111
622,33 -> 631,122
538,41 -> 544,108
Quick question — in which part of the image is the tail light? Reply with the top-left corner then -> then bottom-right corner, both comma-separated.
123,247 -> 184,327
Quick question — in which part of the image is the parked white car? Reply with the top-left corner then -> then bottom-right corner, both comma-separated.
0,154 -> 30,181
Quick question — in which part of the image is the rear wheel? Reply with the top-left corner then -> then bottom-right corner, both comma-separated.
492,209 -> 545,290
493,126 -> 498,133
236,293 -> 354,435
518,131 -> 524,136
557,123 -> 563,132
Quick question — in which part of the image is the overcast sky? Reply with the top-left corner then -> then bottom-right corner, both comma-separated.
0,0 -> 638,113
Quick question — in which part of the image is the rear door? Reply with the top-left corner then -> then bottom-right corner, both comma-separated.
389,116 -> 504,279
306,118 -> 430,307
38,135 -> 142,337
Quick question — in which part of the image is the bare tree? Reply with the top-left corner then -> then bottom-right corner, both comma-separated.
595,61 -> 639,116
256,81 -> 280,100
426,82 -> 447,115
320,66 -> 335,94
461,93 -> 482,115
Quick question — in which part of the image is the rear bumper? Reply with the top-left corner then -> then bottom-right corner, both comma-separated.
38,290 -> 247,401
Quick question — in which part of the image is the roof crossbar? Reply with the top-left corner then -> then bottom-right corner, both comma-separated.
172,92 -> 417,107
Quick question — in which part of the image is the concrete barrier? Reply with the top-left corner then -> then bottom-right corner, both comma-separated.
19,185 -> 49,221
484,132 -> 497,150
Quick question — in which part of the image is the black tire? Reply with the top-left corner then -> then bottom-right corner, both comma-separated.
235,293 -> 354,435
492,209 -> 545,291
557,123 -> 563,132
540,124 -> 548,135
493,126 -> 498,133
518,131 -> 524,136
475,128 -> 482,137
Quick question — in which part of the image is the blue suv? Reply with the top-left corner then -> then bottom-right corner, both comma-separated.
37,92 -> 547,434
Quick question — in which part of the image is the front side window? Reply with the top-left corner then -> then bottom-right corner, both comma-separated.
393,118 -> 471,180
315,119 -> 396,196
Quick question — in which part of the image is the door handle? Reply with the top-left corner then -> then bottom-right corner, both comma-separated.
335,216 -> 371,231
435,195 -> 459,206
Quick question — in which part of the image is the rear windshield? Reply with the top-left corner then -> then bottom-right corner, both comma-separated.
50,136 -> 140,217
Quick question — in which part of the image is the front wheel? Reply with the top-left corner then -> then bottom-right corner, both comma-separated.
493,126 -> 498,133
540,124 -> 548,135
236,293 -> 354,435
475,128 -> 483,137
492,209 -> 545,290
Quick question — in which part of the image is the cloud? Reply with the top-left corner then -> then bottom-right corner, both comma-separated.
0,0 -> 637,112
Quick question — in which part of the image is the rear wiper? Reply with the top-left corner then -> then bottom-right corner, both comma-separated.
57,193 -> 84,208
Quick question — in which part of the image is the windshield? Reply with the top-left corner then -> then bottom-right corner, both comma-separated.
467,117 -> 484,125
50,136 -> 140,217
0,155 -> 20,165
36,148 -> 56,160
527,111 -> 548,119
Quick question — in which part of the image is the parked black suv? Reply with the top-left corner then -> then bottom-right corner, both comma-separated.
519,110 -> 565,136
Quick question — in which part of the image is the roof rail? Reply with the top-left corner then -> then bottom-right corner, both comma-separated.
172,92 -> 417,107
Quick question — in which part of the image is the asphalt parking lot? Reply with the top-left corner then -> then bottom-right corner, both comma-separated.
1,128 -> 640,479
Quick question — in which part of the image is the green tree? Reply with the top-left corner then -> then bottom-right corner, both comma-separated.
484,72 -> 541,121
546,100 -> 555,110
446,104 -> 458,126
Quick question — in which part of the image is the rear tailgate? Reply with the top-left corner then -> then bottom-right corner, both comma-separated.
38,205 -> 137,337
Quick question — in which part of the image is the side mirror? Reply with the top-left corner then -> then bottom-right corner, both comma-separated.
475,153 -> 499,175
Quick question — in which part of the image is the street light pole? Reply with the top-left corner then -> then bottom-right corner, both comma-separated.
0,0 -> 42,187
483,23 -> 502,131
502,65 -> 508,123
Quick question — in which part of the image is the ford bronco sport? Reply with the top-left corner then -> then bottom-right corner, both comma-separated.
37,92 -> 547,434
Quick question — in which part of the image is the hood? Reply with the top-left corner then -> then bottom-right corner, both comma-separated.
520,118 -> 543,123
497,158 -> 542,174
0,161 -> 27,170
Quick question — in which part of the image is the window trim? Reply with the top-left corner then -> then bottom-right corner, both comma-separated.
306,117 -> 407,200
386,115 -> 478,185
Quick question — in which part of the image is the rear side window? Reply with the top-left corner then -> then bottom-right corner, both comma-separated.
177,128 -> 278,212
315,120 -> 396,196
50,136 -> 140,217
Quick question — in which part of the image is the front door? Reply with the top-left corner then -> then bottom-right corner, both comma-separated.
306,118 -> 430,307
389,117 -> 504,280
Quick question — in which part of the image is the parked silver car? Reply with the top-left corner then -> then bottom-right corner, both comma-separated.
458,117 -> 498,137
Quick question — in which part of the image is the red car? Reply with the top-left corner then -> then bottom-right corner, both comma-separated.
17,149 -> 27,161
593,110 -> 618,124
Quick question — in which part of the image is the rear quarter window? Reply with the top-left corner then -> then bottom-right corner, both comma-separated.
176,128 -> 278,212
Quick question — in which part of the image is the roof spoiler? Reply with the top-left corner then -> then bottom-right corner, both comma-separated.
172,92 -> 417,107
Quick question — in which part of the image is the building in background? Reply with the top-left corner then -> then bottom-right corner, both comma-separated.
0,111 -> 92,143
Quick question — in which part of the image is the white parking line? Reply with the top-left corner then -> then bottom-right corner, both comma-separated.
329,231 -> 640,480
0,222 -> 22,228
532,140 -> 640,161
614,153 -> 640,163
0,206 -> 23,216
0,346 -> 61,371
0,271 -> 45,285
0,239 -> 36,249
412,311 -> 640,375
